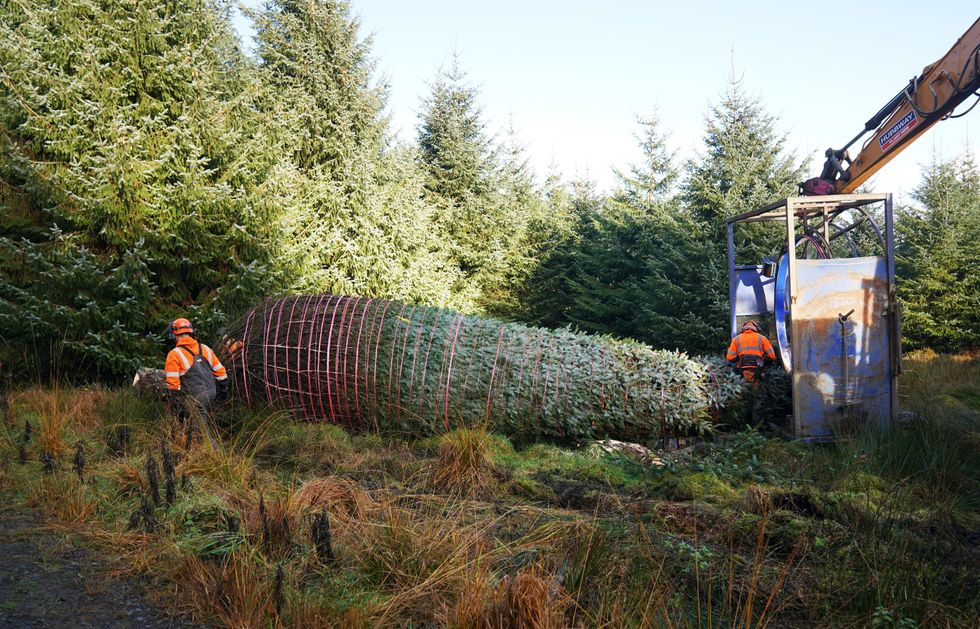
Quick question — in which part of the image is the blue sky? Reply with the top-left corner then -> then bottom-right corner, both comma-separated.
233,2 -> 979,201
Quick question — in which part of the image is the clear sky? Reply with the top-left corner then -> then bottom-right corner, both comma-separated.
234,2 -> 979,202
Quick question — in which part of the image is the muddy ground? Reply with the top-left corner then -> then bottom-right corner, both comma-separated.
0,512 -> 195,628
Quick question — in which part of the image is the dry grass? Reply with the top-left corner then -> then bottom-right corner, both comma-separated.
359,501 -> 496,623
292,476 -> 376,523
428,428 -> 496,494
177,438 -> 256,490
28,476 -> 95,524
3,369 -> 974,627
104,458 -> 148,496
4,387 -> 111,470
437,564 -> 569,629
176,549 -> 272,628
283,594 -> 381,629
489,566 -> 570,629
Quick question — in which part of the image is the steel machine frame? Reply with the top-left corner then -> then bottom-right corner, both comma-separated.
726,194 -> 901,440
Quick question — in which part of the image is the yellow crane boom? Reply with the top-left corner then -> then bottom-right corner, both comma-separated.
808,18 -> 980,194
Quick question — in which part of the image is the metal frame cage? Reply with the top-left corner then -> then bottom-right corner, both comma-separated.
726,194 -> 901,440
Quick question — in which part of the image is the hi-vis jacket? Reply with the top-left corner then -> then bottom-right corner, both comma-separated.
165,336 -> 227,392
725,330 -> 776,382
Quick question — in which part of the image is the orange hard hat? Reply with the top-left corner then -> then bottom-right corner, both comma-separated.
742,320 -> 759,332
171,318 -> 194,337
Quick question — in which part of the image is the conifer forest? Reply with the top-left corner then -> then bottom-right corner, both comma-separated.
1,2 -> 978,627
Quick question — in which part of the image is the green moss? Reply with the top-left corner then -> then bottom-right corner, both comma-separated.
734,511 -> 761,533
835,471 -> 887,493
663,472 -> 738,502
253,420 -> 354,473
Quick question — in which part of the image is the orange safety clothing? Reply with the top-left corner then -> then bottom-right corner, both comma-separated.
726,330 -> 776,383
165,336 -> 227,391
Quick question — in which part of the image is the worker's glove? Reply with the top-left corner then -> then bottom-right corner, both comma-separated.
216,379 -> 230,403
729,361 -> 740,375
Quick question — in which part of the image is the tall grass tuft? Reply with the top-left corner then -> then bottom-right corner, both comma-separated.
176,547 -> 271,627
428,428 -> 495,494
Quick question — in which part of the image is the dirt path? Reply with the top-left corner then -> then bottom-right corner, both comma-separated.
0,512 -> 196,628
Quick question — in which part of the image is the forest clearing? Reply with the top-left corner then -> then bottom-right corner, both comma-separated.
2,1 -> 980,627
1,352 -> 978,626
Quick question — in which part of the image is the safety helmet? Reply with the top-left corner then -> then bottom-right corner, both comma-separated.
170,318 -> 194,337
742,320 -> 759,332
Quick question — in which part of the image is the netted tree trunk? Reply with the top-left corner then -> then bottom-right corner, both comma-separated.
224,295 -> 744,440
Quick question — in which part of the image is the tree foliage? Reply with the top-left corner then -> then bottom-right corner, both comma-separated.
416,58 -> 540,310
0,0 -> 284,379
897,154 -> 980,351
0,0 -> 973,386
251,0 -> 452,301
513,88 -> 804,355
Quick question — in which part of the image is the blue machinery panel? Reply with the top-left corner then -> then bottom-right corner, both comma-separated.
732,267 -> 775,319
726,194 -> 900,440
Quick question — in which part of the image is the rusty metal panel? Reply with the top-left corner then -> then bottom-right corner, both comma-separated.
791,257 -> 895,440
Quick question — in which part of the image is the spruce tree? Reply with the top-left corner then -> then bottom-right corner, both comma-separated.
897,154 -> 980,351
482,120 -> 548,315
417,57 -> 525,308
683,75 -> 804,232
661,75 -> 805,352
0,0 -> 283,380
514,176 -> 605,329
610,112 -> 680,220
252,0 -> 455,304
514,113 -> 703,350
555,114 -> 681,341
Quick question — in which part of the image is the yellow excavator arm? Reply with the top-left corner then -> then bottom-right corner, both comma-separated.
811,18 -> 980,194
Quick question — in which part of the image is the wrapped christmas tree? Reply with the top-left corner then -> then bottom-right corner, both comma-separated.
225,295 -> 744,440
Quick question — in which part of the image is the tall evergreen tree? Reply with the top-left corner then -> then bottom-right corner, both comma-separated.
518,177 -> 607,329
417,56 -> 532,308
418,58 -> 496,206
0,0 -> 283,379
513,114 -> 681,345
482,119 -> 548,314
897,154 -> 980,351
553,113 -> 682,341
610,112 -> 680,219
683,75 -> 804,231
659,75 -> 805,352
518,81 -> 805,354
252,0 -> 454,303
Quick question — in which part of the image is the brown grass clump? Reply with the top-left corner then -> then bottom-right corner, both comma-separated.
488,566 -> 569,629
361,502 -> 493,622
740,485 -> 773,516
28,477 -> 95,524
428,428 -> 495,494
176,550 -> 272,628
61,389 -> 109,432
434,563 -> 571,629
292,476 -> 375,523
105,458 -> 148,496
238,492 -> 297,557
177,438 -> 255,490
284,594 -> 380,629
437,567 -> 495,628
11,388 -> 109,456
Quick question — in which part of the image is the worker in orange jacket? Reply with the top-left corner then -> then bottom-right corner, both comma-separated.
726,320 -> 776,382
726,320 -> 776,422
164,318 -> 229,416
